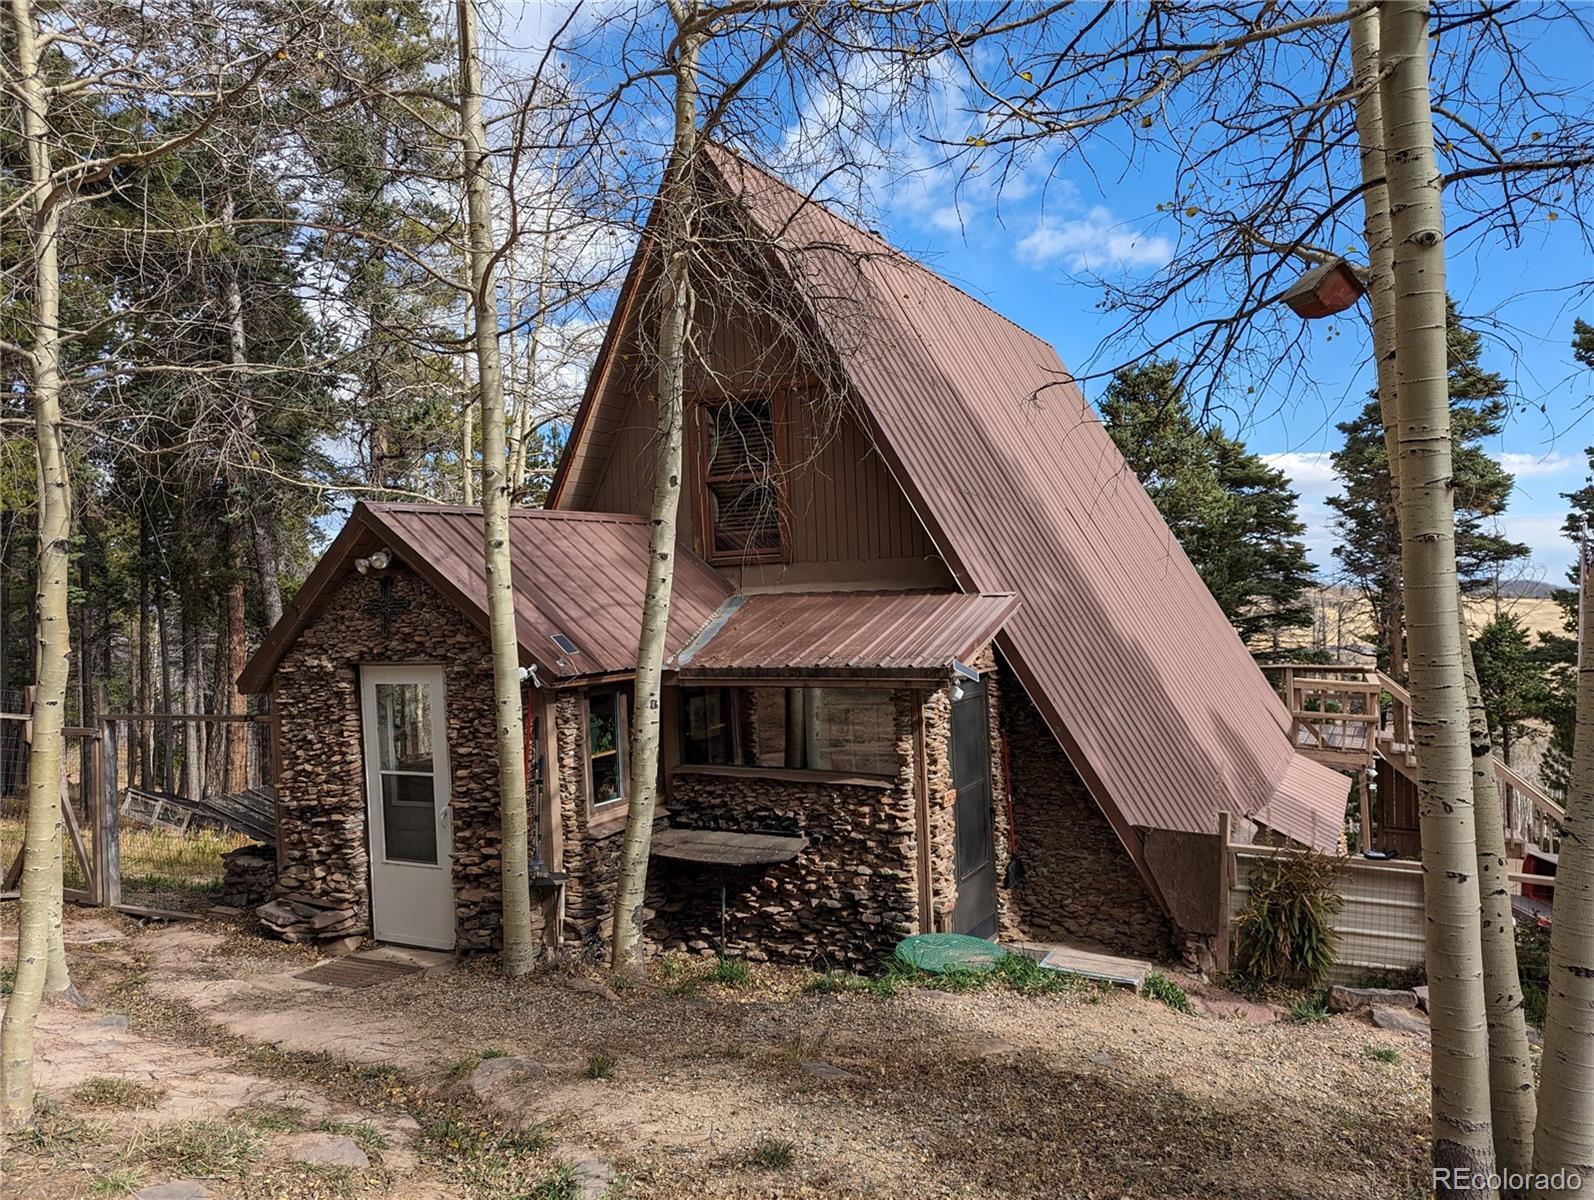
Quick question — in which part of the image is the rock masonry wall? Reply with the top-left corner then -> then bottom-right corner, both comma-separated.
267,566 -> 537,950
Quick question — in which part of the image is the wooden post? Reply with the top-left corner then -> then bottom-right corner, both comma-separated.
911,690 -> 933,933
1215,810 -> 1233,976
1357,768 -> 1373,855
94,707 -> 120,905
536,688 -> 564,948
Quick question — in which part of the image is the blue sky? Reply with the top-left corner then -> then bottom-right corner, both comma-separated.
863,164 -> 1594,587
506,2 -> 1594,587
835,23 -> 1594,589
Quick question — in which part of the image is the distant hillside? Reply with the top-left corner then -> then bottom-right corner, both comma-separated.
1256,585 -> 1570,659
1496,579 -> 1562,599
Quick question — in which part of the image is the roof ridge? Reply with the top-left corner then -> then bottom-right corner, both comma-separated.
705,144 -> 1055,354
364,502 -> 646,525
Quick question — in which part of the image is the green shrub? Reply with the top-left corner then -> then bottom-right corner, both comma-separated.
707,957 -> 752,988
583,1051 -> 616,1080
746,1136 -> 797,1170
1288,995 -> 1330,1024
1233,850 -> 1342,990
1141,971 -> 1193,1014
1366,1045 -> 1401,1064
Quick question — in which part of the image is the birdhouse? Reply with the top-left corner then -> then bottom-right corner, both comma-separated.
1279,258 -> 1366,319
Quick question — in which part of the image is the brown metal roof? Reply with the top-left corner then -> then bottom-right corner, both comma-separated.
673,590 -> 1019,677
1252,755 -> 1350,855
238,503 -> 732,691
687,147 -> 1347,851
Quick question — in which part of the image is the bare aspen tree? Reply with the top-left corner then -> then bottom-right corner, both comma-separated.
1348,6 -> 1407,681
458,0 -> 535,974
1351,9 -> 1534,1180
1461,631 -> 1538,1188
3,0 -> 76,1126
1379,2 -> 1496,1188
609,1 -> 704,974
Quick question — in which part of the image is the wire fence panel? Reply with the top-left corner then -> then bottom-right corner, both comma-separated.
1229,846 -> 1427,982
2,712 -> 275,914
108,716 -> 274,912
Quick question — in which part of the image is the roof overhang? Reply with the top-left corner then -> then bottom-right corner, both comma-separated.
671,590 -> 1019,680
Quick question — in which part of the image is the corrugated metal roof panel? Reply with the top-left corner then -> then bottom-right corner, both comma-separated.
239,503 -> 732,689
674,590 -> 1018,675
1254,755 -> 1352,855
705,146 -> 1345,841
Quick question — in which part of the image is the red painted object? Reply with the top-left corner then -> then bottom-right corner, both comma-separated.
1280,258 -> 1366,319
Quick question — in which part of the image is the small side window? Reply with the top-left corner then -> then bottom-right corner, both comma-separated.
586,689 -> 629,811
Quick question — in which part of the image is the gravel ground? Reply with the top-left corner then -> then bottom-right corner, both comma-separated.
6,910 -> 1433,1199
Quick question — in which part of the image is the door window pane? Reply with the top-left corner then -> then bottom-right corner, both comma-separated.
376,683 -> 434,772
382,773 -> 438,864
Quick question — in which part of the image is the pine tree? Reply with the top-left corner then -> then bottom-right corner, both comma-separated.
1100,360 -> 1315,648
1329,300 -> 1529,670
1538,318 -> 1594,797
1471,613 -> 1544,764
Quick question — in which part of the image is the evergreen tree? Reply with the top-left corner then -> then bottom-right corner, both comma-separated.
1328,300 -> 1529,669
1538,317 -> 1594,796
1101,360 -> 1315,647
1471,612 -> 1544,763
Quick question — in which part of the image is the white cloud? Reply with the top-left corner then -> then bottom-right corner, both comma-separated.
1262,451 -> 1338,489
1016,207 -> 1175,273
1497,450 -> 1576,478
1263,451 -> 1342,574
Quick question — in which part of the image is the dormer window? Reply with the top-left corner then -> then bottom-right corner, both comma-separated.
697,393 -> 784,564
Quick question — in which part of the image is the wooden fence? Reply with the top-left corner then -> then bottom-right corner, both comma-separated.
1,693 -> 275,917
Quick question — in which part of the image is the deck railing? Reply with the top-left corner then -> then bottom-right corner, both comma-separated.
1262,661 -> 1567,861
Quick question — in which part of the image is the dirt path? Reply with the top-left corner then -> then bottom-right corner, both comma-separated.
107,916 -> 1432,1200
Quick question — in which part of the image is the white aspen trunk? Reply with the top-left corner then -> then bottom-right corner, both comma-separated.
1355,8 -> 1533,1180
2,0 -> 73,1125
610,10 -> 702,975
1351,4 -> 1408,681
1379,3 -> 1498,1192
457,0 -> 535,975
1463,631 -> 1538,1189
221,189 -> 284,631
1533,549 -> 1594,1195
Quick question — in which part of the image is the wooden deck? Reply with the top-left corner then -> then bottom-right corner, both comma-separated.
1268,662 -> 1566,918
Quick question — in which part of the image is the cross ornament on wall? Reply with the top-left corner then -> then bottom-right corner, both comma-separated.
363,574 -> 411,634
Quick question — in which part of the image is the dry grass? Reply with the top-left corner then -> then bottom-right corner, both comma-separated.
73,1077 -> 165,1111
0,810 -> 247,900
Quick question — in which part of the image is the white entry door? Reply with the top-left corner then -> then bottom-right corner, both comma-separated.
361,665 -> 455,949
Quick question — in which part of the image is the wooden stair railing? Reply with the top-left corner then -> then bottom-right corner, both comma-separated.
1373,670 -> 1565,858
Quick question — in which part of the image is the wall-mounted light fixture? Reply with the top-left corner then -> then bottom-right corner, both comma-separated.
355,547 -> 394,574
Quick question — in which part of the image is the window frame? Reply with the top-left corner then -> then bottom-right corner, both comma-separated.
582,687 -> 631,825
671,683 -> 899,779
678,685 -> 740,767
693,389 -> 789,566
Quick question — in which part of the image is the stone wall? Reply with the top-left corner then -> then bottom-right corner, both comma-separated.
271,566 -> 539,951
552,689 -> 634,953
647,687 -> 923,968
996,662 -> 1174,959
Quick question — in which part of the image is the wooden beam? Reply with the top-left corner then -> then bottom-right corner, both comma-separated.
94,710 -> 121,908
911,689 -> 933,934
1214,810 -> 1232,976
